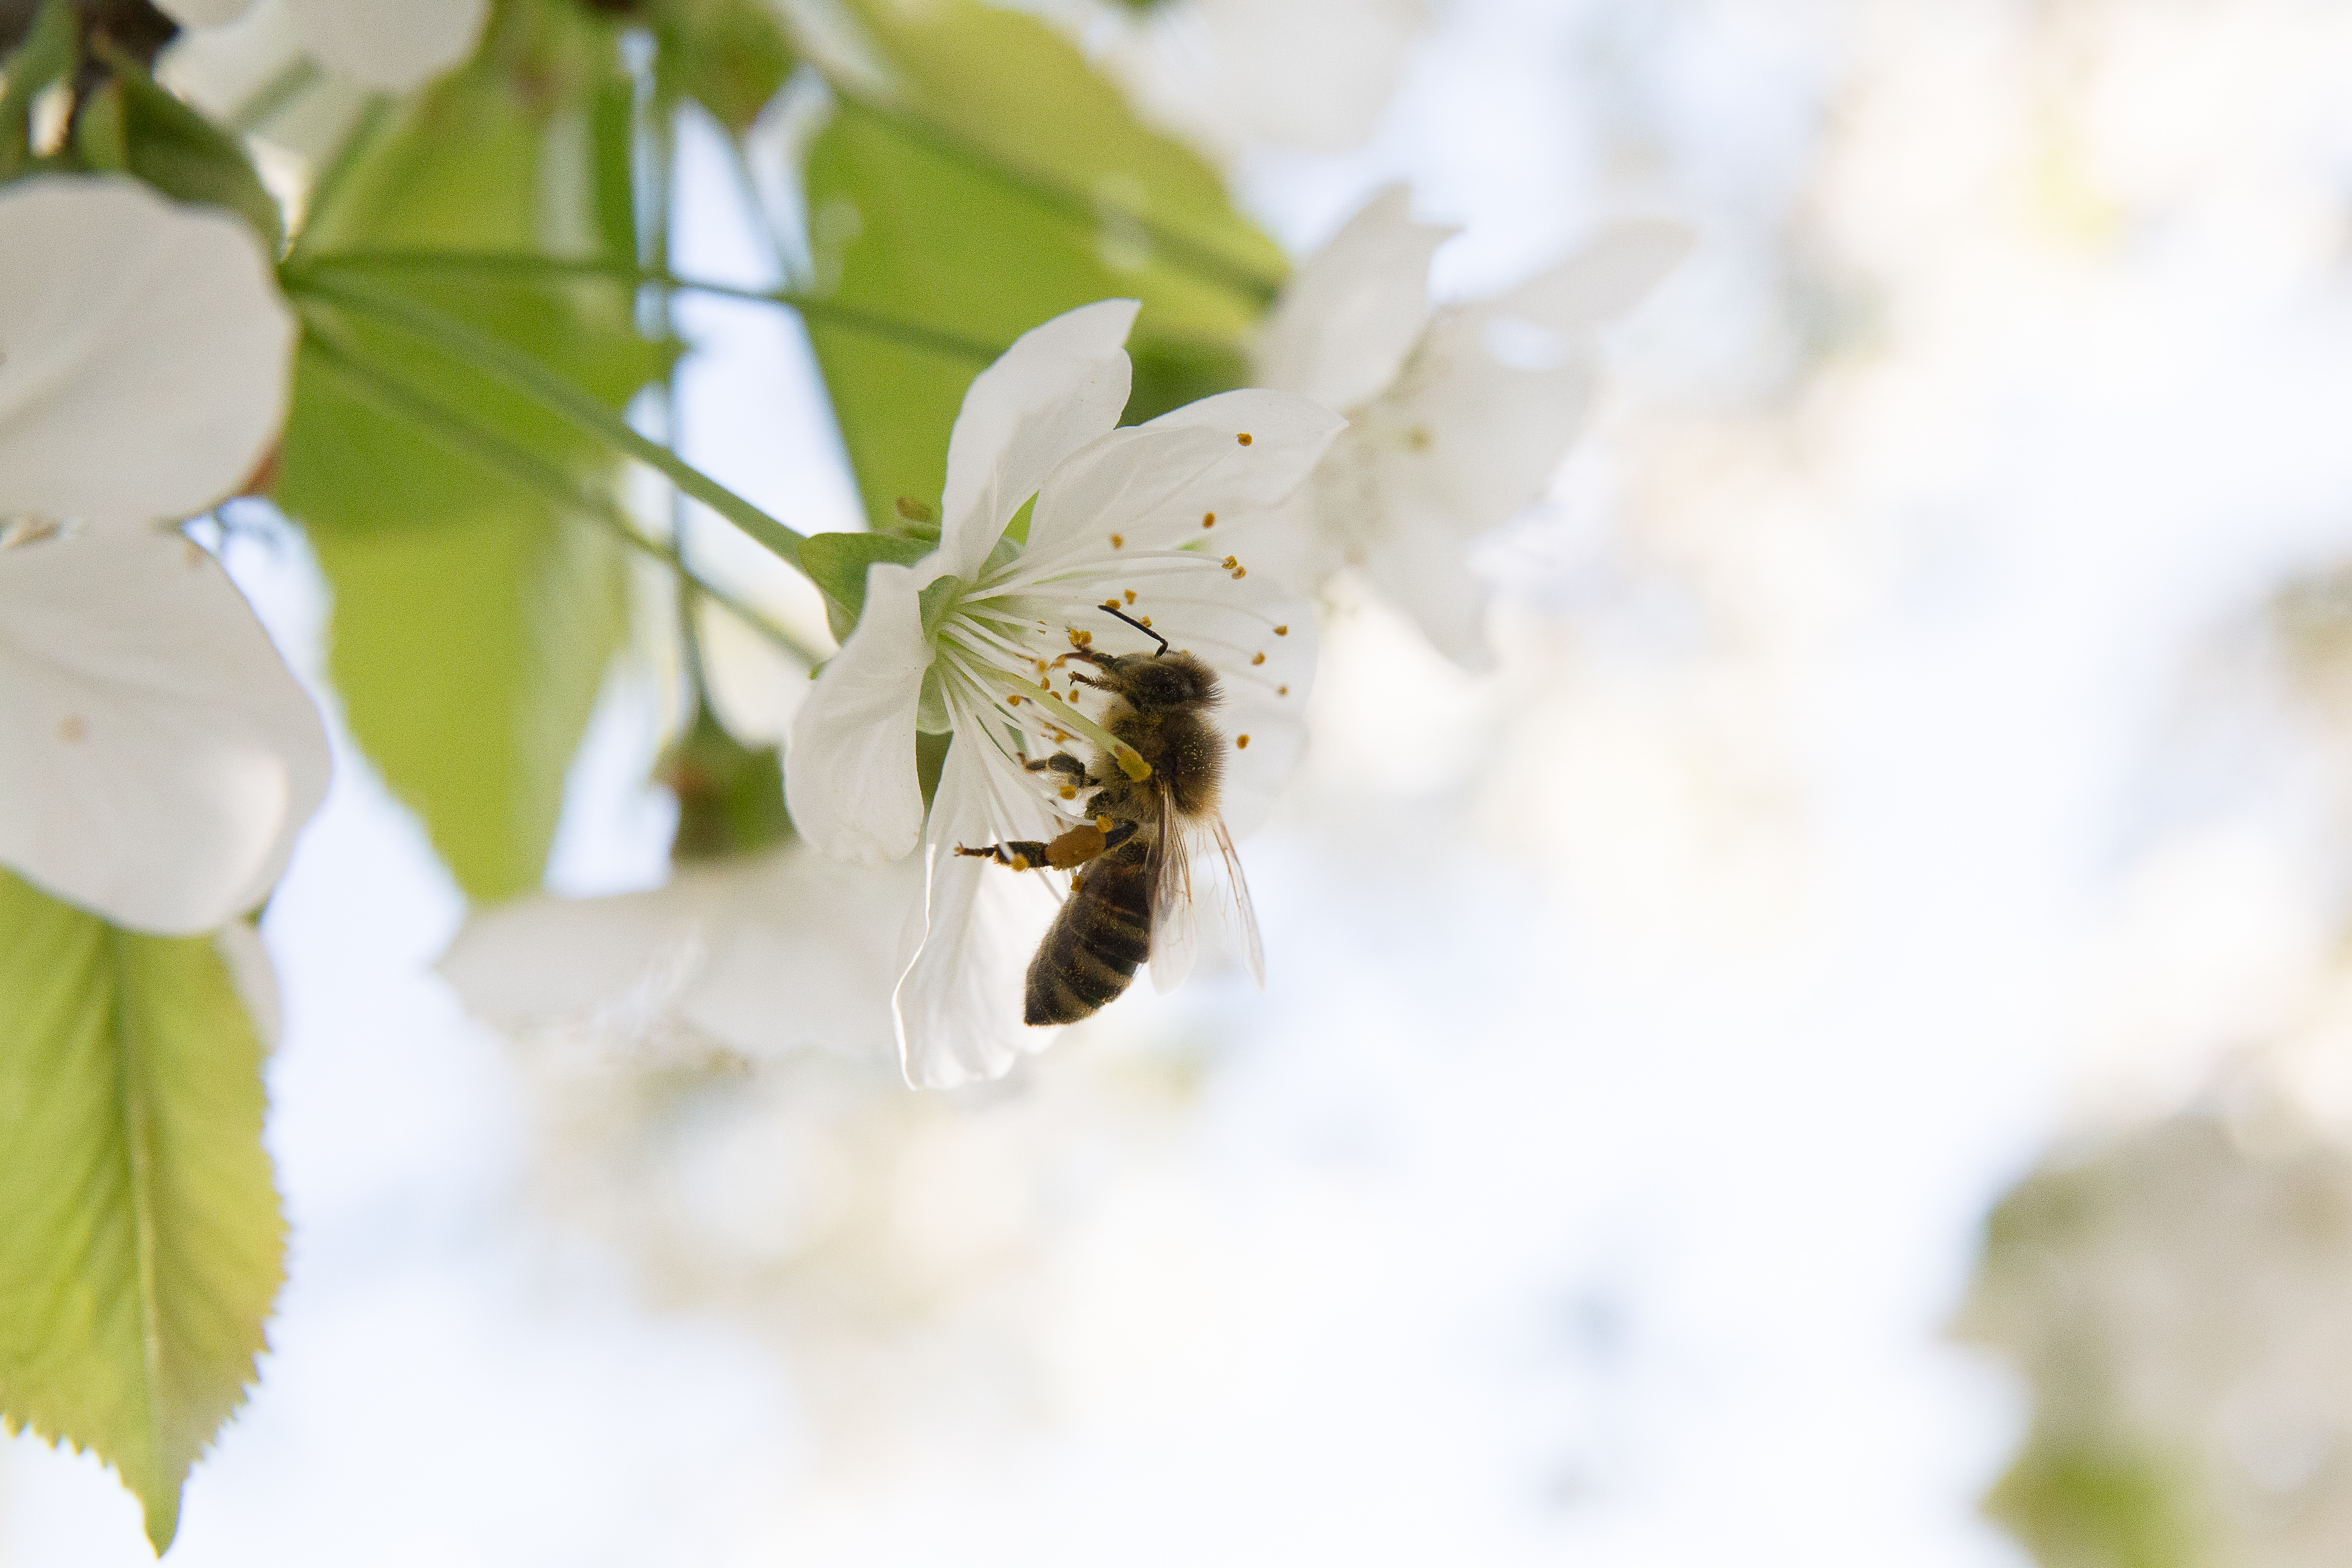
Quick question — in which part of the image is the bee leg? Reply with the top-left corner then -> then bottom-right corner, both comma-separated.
953,839 -> 1054,871
1099,821 -> 1139,851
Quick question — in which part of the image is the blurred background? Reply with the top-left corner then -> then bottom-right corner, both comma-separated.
20,0 -> 2352,1561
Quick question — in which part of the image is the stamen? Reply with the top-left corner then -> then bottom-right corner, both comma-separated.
1059,784 -> 1077,799
1250,652 -> 1265,665
1221,556 -> 1237,570
1277,685 -> 1289,696
1274,625 -> 1289,636
1202,511 -> 1216,528
1109,533 -> 1124,548
1236,734 -> 1250,748
1123,589 -> 1136,604
1237,432 -> 1253,446
1094,815 -> 1113,831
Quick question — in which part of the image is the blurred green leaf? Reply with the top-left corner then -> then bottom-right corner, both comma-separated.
803,0 -> 1283,530
0,873 -> 282,1557
1985,1433 -> 2201,1568
80,43 -> 282,249
660,701 -> 793,861
273,0 -> 669,902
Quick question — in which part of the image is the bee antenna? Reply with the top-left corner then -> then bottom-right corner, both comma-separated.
1096,600 -> 1170,656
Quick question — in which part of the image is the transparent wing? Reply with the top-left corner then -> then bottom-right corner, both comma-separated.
1210,814 -> 1266,990
1148,783 -> 1197,994
1149,806 -> 1265,995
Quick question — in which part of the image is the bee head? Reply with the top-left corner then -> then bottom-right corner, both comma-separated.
1115,649 -> 1219,711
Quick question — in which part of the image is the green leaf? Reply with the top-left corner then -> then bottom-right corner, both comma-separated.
797,529 -> 933,622
802,0 -> 1283,530
0,873 -> 283,1557
272,1 -> 670,902
83,43 -> 283,251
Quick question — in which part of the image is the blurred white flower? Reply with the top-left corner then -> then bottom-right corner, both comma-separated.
1957,1111 -> 2352,1568
0,177 -> 325,935
439,842 -> 919,1061
1244,186 -> 1690,666
1069,0 -> 1427,158
0,177 -> 292,534
158,0 -> 487,94
786,300 -> 1337,1087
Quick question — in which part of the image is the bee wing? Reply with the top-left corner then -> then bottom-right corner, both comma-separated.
1148,808 -> 1265,995
1148,783 -> 1197,994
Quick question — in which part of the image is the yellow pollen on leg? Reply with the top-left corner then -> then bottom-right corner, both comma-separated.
1070,875 -> 1086,894
1009,854 -> 1031,870
1235,734 -> 1250,749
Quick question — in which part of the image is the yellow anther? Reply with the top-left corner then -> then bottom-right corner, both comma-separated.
1117,747 -> 1153,782
1237,432 -> 1253,446
1277,684 -> 1289,696
1251,652 -> 1265,666
1231,567 -> 1246,580
1221,555 -> 1238,570
1139,615 -> 1152,628
1109,533 -> 1124,548
1070,875 -> 1086,894
1274,625 -> 1289,636
1094,814 -> 1114,832
1202,511 -> 1216,528
1059,784 -> 1077,799
1010,854 -> 1031,870
1007,694 -> 1022,706
1236,734 -> 1251,749
1123,589 -> 1136,604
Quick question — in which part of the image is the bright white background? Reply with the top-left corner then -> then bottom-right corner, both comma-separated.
14,0 -> 2352,1561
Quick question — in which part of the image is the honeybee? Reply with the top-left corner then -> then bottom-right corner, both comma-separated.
956,603 -> 1263,1026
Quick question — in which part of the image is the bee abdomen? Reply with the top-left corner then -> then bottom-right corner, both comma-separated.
1025,852 -> 1154,1026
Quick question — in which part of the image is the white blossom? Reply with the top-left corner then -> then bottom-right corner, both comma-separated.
439,844 -> 919,1062
0,176 -> 324,934
1244,185 -> 1691,666
158,0 -> 488,94
786,300 -> 1340,1088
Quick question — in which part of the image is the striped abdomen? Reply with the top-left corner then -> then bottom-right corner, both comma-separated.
1025,840 -> 1156,1026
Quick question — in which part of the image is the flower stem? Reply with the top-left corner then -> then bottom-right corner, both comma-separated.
287,248 -> 1006,365
292,269 -> 809,567
299,321 -> 821,668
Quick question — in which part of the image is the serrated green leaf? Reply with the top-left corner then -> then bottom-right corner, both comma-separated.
273,0 -> 668,902
797,529 -> 933,621
803,0 -> 1282,530
0,872 -> 283,1557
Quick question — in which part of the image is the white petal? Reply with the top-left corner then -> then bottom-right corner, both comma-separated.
154,0 -> 255,25
937,299 -> 1138,581
283,0 -> 487,91
0,531 -> 329,935
1351,491 -> 1493,668
1488,220 -> 1695,334
1023,389 -> 1344,564
0,178 -> 293,531
1252,184 -> 1451,412
784,560 -> 934,865
439,846 -> 916,1061
894,730 -> 1064,1089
